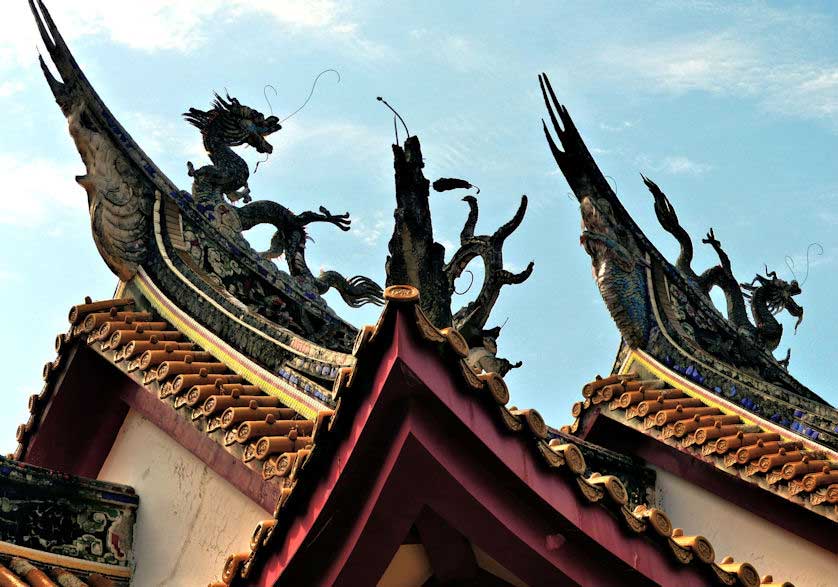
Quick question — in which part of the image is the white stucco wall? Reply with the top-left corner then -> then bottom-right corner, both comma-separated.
653,466 -> 836,587
97,409 -> 271,586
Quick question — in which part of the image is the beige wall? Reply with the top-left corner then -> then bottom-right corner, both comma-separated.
376,543 -> 527,587
97,410 -> 270,586
653,467 -> 835,587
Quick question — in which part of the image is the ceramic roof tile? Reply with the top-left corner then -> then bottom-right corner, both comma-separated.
15,296 -> 322,499
570,367 -> 838,519
13,292 -> 802,587
0,558 -> 106,587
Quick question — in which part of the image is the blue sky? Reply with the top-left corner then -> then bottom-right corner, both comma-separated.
2,1 -> 837,454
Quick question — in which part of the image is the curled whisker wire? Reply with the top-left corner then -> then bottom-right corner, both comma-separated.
263,84 -> 278,117
785,242 -> 824,286
254,151 -> 270,174
800,242 -> 823,286
377,96 -> 410,138
784,255 -> 798,283
281,69 -> 341,124
454,269 -> 475,295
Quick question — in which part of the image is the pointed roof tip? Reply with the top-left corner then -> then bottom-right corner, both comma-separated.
29,0 -> 53,50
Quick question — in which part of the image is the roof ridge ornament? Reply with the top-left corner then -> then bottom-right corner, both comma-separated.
29,0 -> 380,352
385,132 -> 533,376
644,171 -> 805,358
539,72 -> 832,410
183,93 -> 384,309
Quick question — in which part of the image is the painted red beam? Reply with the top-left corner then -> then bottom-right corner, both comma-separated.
24,345 -> 128,478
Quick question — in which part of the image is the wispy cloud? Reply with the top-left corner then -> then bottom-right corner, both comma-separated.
0,81 -> 25,97
660,156 -> 712,176
349,211 -> 389,246
599,120 -> 636,132
4,1 -> 384,70
598,28 -> 838,125
0,155 -> 86,227
277,119 -> 389,165
410,29 -> 493,73
121,111 -> 206,162
0,269 -> 20,283
817,210 -> 838,226
601,34 -> 760,95
637,154 -> 712,177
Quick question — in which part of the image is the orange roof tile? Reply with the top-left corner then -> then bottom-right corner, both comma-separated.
0,557 -> 119,587
15,296 -> 323,496
570,367 -> 838,518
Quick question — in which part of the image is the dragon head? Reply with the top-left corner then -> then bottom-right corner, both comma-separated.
184,93 -> 281,154
782,279 -> 804,332
745,271 -> 804,333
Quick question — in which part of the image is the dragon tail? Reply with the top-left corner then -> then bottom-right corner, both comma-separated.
319,271 -> 384,307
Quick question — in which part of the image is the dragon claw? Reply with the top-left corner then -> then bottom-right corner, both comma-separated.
702,228 -> 720,247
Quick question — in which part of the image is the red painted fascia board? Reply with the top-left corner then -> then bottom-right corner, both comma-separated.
388,311 -> 708,585
23,345 -> 129,478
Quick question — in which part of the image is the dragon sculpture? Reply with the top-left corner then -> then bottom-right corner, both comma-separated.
183,94 -> 383,308
538,72 -> 838,448
539,72 -> 811,380
28,0 -> 377,358
386,135 -> 534,376
643,175 -> 803,354
741,268 -> 803,352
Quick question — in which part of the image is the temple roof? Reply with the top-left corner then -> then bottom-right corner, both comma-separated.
10,288 -> 799,585
17,3 -> 831,585
0,456 -> 137,587
539,73 -> 838,442
15,288 -> 334,501
30,0 -> 837,437
567,356 -> 838,522
204,286 -> 795,587
27,0 -> 380,388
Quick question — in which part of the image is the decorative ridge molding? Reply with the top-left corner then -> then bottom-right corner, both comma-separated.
626,350 -> 836,458
151,194 -> 354,368
135,267 -> 328,419
0,541 -> 131,578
